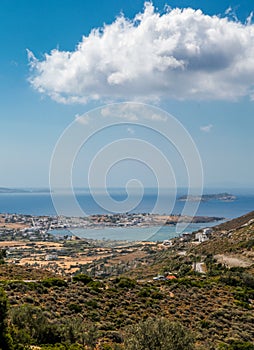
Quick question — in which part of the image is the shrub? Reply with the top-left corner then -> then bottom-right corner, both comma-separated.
88,280 -> 104,291
0,288 -> 14,350
178,264 -> 192,277
73,274 -> 92,285
124,317 -> 195,350
41,278 -> 67,288
114,277 -> 136,289
220,273 -> 242,287
242,274 -> 254,288
0,249 -> 7,264
85,299 -> 98,309
137,288 -> 152,298
218,340 -> 254,349
10,304 -> 62,345
68,303 -> 82,313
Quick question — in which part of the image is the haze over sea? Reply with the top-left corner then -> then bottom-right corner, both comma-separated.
0,188 -> 253,241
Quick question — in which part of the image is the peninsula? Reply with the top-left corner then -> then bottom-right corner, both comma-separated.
0,212 -> 224,235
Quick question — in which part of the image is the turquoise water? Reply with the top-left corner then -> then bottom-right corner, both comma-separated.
50,221 -> 223,242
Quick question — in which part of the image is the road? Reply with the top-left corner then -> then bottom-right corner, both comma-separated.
195,262 -> 206,274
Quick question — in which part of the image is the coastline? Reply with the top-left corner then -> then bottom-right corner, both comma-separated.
0,212 -> 224,232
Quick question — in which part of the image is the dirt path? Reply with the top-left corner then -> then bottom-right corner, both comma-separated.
215,254 -> 253,268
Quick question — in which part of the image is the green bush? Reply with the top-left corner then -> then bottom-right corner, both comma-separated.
124,317 -> 194,350
73,274 -> 92,285
0,288 -> 14,350
137,288 -> 152,298
0,249 -> 7,264
218,340 -> 254,349
88,280 -> 104,291
178,264 -> 192,277
10,304 -> 62,345
68,303 -> 82,313
85,299 -> 98,309
114,277 -> 136,289
220,273 -> 242,287
41,278 -> 67,288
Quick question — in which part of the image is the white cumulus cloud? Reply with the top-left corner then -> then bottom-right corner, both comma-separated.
28,2 -> 254,104
200,124 -> 213,132
100,103 -> 168,122
75,113 -> 90,124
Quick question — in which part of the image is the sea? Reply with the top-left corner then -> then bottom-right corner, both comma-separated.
0,188 -> 253,241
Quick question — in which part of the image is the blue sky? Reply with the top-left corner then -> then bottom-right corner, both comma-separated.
0,0 -> 254,189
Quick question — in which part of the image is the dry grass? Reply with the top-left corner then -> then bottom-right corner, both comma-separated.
0,241 -> 62,248
108,250 -> 146,264
0,217 -> 29,229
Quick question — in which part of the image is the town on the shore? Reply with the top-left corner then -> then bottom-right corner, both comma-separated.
0,212 -> 222,277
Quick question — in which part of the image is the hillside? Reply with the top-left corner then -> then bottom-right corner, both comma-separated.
193,211 -> 254,271
214,210 -> 254,232
0,212 -> 254,350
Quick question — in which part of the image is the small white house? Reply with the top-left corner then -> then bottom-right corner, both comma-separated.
195,232 -> 209,243
45,254 -> 58,261
203,228 -> 212,235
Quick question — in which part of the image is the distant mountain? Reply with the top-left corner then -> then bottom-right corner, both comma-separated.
178,192 -> 236,202
0,187 -> 28,193
0,187 -> 50,193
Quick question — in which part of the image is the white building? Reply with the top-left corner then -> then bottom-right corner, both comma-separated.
203,228 -> 212,235
195,232 -> 209,243
45,254 -> 58,261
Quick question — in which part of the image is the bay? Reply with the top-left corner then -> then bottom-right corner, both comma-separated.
50,221 -> 221,242
0,188 -> 253,241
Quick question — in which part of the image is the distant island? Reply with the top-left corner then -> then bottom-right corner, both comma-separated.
178,192 -> 236,202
